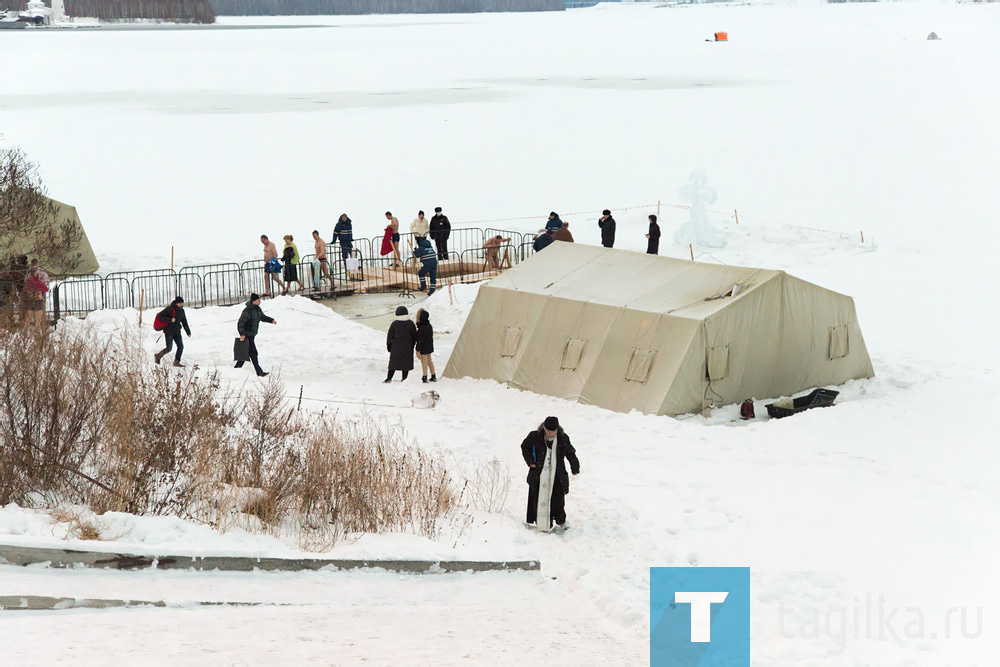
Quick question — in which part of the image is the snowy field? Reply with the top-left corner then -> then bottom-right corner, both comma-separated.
2,1 -> 999,664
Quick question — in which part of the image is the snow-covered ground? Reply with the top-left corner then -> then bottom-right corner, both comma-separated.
2,1 -> 999,664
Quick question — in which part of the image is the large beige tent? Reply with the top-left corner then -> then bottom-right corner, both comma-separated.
2,196 -> 99,276
445,243 -> 873,416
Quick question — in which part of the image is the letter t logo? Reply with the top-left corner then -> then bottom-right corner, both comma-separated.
674,591 -> 730,642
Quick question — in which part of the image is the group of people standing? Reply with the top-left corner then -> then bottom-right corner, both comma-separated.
385,305 -> 436,383
258,206 -> 666,301
256,207 -> 452,299
0,255 -> 51,328
380,207 -> 451,264
530,209 -> 662,256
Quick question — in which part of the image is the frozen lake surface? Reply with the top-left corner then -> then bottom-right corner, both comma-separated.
1,2 -> 998,664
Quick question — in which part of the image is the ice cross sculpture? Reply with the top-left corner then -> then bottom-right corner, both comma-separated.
673,169 -> 727,248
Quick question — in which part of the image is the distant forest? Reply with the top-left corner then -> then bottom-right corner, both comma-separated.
3,0 -> 216,22
3,0 -> 562,22
208,0 -> 564,15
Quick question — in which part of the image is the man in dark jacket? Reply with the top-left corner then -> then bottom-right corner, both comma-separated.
532,229 -> 555,253
333,213 -> 354,261
236,293 -> 277,377
598,209 -> 616,248
429,207 -> 451,261
385,305 -> 417,382
154,296 -> 192,367
413,237 -> 438,296
545,212 -> 563,235
520,416 -> 581,530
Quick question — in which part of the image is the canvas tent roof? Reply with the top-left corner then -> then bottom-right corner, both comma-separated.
445,242 -> 874,416
2,195 -> 99,276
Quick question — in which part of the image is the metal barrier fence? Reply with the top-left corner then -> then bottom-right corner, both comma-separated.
45,227 -> 531,320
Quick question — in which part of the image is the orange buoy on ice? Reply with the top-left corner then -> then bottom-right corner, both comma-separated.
714,32 -> 728,42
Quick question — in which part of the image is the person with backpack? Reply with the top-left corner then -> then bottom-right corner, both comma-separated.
520,416 -> 581,531
415,308 -> 436,383
153,296 -> 191,367
385,305 -> 417,383
413,237 -> 438,295
236,293 -> 277,377
598,209 -> 616,248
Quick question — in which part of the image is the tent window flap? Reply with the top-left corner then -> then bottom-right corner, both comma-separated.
501,327 -> 522,357
561,338 -> 586,370
707,345 -> 730,381
829,325 -> 849,360
625,349 -> 655,382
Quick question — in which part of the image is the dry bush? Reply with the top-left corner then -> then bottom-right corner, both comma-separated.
0,326 -> 121,506
0,324 -> 468,550
50,507 -> 103,541
466,457 -> 511,514
293,415 -> 463,549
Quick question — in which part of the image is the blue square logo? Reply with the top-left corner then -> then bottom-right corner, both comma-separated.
650,567 -> 750,666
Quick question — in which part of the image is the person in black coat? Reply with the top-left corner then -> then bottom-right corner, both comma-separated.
598,209 -> 616,248
429,207 -> 451,261
646,214 -> 661,255
153,296 -> 192,367
236,293 -> 277,377
520,416 -> 581,529
385,305 -> 418,382
415,308 -> 436,383
532,229 -> 555,253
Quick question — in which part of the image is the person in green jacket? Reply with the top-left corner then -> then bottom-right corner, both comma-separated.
281,234 -> 304,295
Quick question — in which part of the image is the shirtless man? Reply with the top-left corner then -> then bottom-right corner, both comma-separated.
483,235 -> 511,271
261,234 -> 285,298
313,230 -> 333,287
385,211 -> 402,269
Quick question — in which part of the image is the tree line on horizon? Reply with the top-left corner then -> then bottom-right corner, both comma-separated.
4,0 -> 562,20
3,0 -> 216,22
208,0 -> 563,14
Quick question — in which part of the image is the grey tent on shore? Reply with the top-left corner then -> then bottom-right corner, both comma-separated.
444,243 -> 873,416
2,195 -> 99,276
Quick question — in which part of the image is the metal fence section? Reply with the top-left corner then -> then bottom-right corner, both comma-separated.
44,231 -> 527,320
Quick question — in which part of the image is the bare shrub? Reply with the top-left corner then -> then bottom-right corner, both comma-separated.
50,507 -> 103,541
466,457 -> 511,513
0,326 -> 122,507
0,324 -> 466,550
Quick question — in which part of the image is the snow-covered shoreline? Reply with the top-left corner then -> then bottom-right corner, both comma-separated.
1,2 -> 997,663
